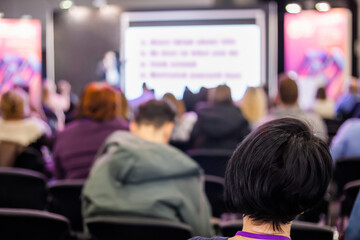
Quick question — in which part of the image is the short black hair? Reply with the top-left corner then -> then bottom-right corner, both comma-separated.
134,99 -> 176,128
225,118 -> 332,230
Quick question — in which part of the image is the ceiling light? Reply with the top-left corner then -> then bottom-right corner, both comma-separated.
285,3 -> 302,14
21,15 -> 32,19
60,0 -> 73,10
315,2 -> 331,12
93,0 -> 107,8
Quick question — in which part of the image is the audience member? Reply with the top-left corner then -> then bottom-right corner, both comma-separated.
312,87 -> 335,119
190,118 -> 332,240
191,84 -> 250,150
128,83 -> 155,111
0,89 -> 51,174
82,100 -> 212,237
330,118 -> 360,163
42,79 -> 71,132
163,93 -> 197,142
53,82 -> 128,180
183,87 -> 209,112
346,191 -> 360,240
119,91 -> 130,121
239,87 -> 267,127
336,77 -> 359,120
57,80 -> 79,124
259,74 -> 328,141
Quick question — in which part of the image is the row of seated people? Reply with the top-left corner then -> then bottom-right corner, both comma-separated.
0,118 -> 339,240
0,75 -> 360,237
1,73 -> 356,179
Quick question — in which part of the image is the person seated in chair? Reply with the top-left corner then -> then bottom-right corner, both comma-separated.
53,82 -> 128,180
82,100 -> 212,237
258,74 -> 328,141
191,84 -> 250,150
0,88 -> 51,175
190,118 -> 332,240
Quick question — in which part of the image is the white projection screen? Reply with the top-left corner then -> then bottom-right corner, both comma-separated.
121,9 -> 266,101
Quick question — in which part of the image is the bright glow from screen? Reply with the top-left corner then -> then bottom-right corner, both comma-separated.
60,0 -> 73,10
286,3 -> 302,14
124,25 -> 261,101
315,2 -> 331,12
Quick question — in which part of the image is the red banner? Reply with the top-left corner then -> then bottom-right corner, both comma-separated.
0,19 -> 42,94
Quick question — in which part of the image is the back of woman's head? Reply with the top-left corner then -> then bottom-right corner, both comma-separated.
1,89 -> 29,120
78,82 -> 119,122
213,84 -> 233,104
225,118 -> 332,230
240,87 -> 267,124
163,93 -> 186,117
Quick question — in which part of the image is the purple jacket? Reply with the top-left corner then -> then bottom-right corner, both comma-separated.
53,118 -> 129,179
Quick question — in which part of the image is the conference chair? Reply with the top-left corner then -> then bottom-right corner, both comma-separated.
86,216 -> 193,240
337,179 -> 360,232
0,208 -> 71,240
47,179 -> 85,232
323,118 -> 343,144
0,167 -> 47,210
221,220 -> 336,240
204,175 -> 226,218
333,157 -> 360,197
187,149 -> 233,178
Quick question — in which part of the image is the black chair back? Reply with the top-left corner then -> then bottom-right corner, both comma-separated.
334,157 -> 360,196
221,220 -> 334,240
86,216 -> 193,240
0,167 -> 47,209
341,179 -> 360,217
323,118 -> 343,144
47,179 -> 85,232
187,149 -> 233,178
204,175 -> 226,218
0,208 -> 71,240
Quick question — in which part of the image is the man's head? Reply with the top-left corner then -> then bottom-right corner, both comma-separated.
278,74 -> 298,106
130,100 -> 176,144
349,76 -> 359,94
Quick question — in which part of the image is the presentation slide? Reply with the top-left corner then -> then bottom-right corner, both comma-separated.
124,24 -> 261,101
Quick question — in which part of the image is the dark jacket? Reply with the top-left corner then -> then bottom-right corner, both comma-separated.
191,103 -> 250,150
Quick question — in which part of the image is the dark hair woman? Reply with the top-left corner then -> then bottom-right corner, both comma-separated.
190,118 -> 333,240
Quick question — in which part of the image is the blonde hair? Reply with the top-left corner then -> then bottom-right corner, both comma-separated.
1,89 -> 29,120
240,87 -> 267,125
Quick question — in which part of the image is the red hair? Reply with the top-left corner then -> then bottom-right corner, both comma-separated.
78,82 -> 119,122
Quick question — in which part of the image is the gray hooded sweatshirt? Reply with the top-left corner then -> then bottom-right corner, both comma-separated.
82,131 -> 212,237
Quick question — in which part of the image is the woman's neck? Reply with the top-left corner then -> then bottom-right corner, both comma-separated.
229,216 -> 291,240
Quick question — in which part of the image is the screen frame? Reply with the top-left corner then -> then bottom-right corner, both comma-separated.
120,9 -> 267,98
